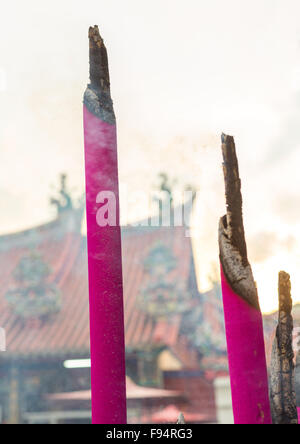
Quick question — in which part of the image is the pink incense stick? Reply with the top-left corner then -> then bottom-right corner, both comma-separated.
83,26 -> 127,424
296,334 -> 300,423
219,134 -> 271,424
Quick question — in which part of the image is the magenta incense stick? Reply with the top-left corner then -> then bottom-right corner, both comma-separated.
294,330 -> 300,423
270,272 -> 298,425
83,26 -> 127,424
218,134 -> 271,424
297,338 -> 300,423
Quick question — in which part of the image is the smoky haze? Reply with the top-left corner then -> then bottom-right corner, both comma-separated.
1,0 -> 300,312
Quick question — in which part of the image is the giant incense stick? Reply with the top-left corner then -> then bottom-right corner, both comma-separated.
295,333 -> 300,423
218,134 -> 271,424
83,26 -> 127,424
270,272 -> 298,424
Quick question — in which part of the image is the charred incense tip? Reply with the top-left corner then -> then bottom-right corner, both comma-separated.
88,25 -> 110,93
84,25 -> 115,124
220,134 -> 248,266
219,134 -> 259,308
270,271 -> 298,424
278,271 -> 292,313
89,25 -> 104,49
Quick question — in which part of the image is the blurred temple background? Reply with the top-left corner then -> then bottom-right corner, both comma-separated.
0,175 -> 296,424
0,175 -> 231,424
2,0 -> 300,425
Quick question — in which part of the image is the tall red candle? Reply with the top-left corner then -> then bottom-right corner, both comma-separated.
218,134 -> 271,424
83,26 -> 127,424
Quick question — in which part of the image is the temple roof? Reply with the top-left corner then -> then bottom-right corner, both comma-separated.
0,209 -> 203,364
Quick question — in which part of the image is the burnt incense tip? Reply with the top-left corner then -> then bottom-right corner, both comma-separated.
84,25 -> 115,124
279,270 -> 290,282
270,270 -> 297,425
221,134 -> 237,164
88,24 -> 110,93
221,133 -> 234,144
278,271 -> 292,314
220,133 -> 248,266
219,133 -> 259,309
89,25 -> 104,49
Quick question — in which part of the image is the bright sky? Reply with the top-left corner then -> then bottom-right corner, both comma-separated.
1,0 -> 300,312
